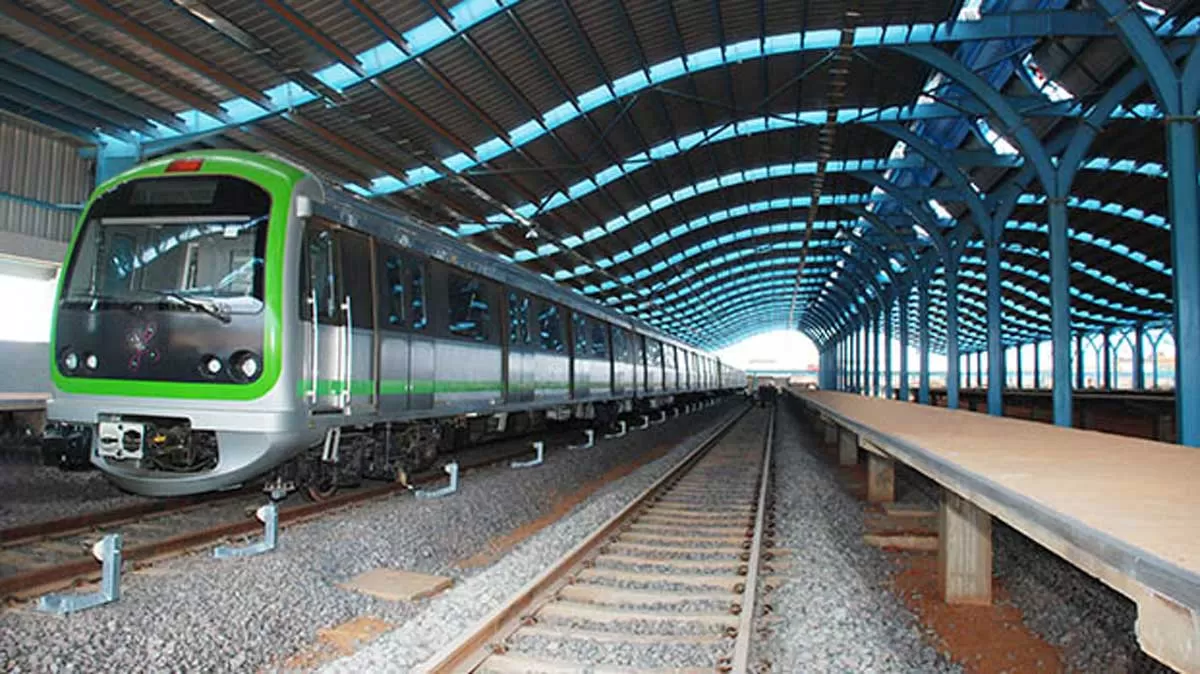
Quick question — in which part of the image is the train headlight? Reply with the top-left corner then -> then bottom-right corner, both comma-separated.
84,353 -> 99,370
230,350 -> 261,382
60,349 -> 79,372
201,355 -> 223,376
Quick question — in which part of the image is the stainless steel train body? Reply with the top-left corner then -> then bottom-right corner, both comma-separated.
47,152 -> 743,496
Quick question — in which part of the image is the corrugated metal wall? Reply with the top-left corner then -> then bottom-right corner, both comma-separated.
0,115 -> 92,244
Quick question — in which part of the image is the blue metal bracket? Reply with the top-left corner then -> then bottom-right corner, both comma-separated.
604,420 -> 628,439
511,442 -> 545,468
213,504 -> 278,558
569,430 -> 596,449
415,462 -> 459,499
37,534 -> 122,614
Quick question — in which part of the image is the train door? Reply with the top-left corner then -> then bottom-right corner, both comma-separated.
506,291 -> 534,403
376,245 -> 424,414
571,311 -> 590,399
337,230 -> 377,415
407,260 -> 434,411
300,223 -> 348,412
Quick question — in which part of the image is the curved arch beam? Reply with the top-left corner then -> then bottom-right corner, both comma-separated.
329,13 -> 1190,196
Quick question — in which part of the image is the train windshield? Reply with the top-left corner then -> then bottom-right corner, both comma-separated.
61,176 -> 270,314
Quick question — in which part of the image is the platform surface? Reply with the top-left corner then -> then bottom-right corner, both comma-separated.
0,393 -> 48,411
797,391 -> 1200,600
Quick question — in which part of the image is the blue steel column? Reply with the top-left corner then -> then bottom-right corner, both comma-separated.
986,241 -> 1004,415
1166,118 -> 1199,444
1049,197 -> 1073,426
872,311 -> 881,397
1075,333 -> 1085,390
945,263 -> 960,410
884,302 -> 894,399
1015,346 -> 1023,388
899,287 -> 910,402
864,320 -> 871,395
976,351 -> 983,388
851,327 -> 859,393
918,281 -> 931,405
1134,325 -> 1146,390
1102,331 -> 1112,389
1033,341 -> 1041,389
964,350 -> 971,388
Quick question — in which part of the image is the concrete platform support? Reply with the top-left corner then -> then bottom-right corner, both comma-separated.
823,420 -> 838,447
938,490 -> 992,605
866,453 -> 895,503
1134,589 -> 1200,673
838,429 -> 858,466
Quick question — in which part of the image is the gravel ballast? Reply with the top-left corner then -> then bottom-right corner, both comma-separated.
0,400 -> 741,673
759,405 -> 960,673
321,405 -> 747,672
0,465 -> 150,530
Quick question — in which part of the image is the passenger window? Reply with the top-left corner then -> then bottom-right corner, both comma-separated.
411,263 -> 428,330
508,292 -> 530,345
383,252 -> 405,327
612,328 -> 627,361
591,322 -> 608,358
301,228 -> 341,325
538,303 -> 564,353
447,273 -> 489,342
573,313 -> 588,355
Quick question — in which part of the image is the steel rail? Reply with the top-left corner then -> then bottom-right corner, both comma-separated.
730,405 -> 774,670
417,404 -> 764,673
0,431 -> 587,602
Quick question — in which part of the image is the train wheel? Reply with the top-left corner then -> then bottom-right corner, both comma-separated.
304,461 -> 339,501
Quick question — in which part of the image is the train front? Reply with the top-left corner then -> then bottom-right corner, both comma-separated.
47,152 -> 308,496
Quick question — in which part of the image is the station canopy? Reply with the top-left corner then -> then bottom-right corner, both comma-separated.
0,0 -> 1195,351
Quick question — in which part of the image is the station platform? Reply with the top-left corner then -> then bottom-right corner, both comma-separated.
0,393 -> 49,412
793,389 -> 1200,672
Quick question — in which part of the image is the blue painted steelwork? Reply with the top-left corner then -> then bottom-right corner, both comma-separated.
0,190 -> 83,212
918,269 -> 932,404
1134,324 -> 1147,389
899,285 -> 910,401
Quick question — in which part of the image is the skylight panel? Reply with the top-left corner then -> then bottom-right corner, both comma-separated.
1021,54 -> 1075,103
928,199 -> 953,220
976,118 -> 1019,155
956,0 -> 983,21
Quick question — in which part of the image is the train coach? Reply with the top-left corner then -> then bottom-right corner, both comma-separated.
45,151 -> 743,498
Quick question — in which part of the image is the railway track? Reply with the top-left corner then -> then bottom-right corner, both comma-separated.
0,424 -> 606,603
421,405 -> 775,673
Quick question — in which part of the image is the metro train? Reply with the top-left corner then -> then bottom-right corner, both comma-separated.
46,151 -> 743,498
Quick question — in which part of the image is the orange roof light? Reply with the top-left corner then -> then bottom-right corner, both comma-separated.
165,158 -> 204,173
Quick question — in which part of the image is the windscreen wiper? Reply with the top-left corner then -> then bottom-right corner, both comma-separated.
149,290 -> 232,324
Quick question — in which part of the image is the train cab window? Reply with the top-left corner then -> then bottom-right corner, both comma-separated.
301,228 -> 341,325
591,322 -> 608,358
508,292 -> 531,345
447,273 -> 490,342
538,302 -> 564,353
382,251 -> 406,327
411,263 -> 428,330
573,312 -> 589,356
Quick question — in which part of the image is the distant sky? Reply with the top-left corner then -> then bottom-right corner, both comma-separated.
715,330 -> 819,371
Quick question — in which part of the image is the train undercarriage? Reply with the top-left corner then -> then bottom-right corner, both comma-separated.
265,394 -> 714,501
